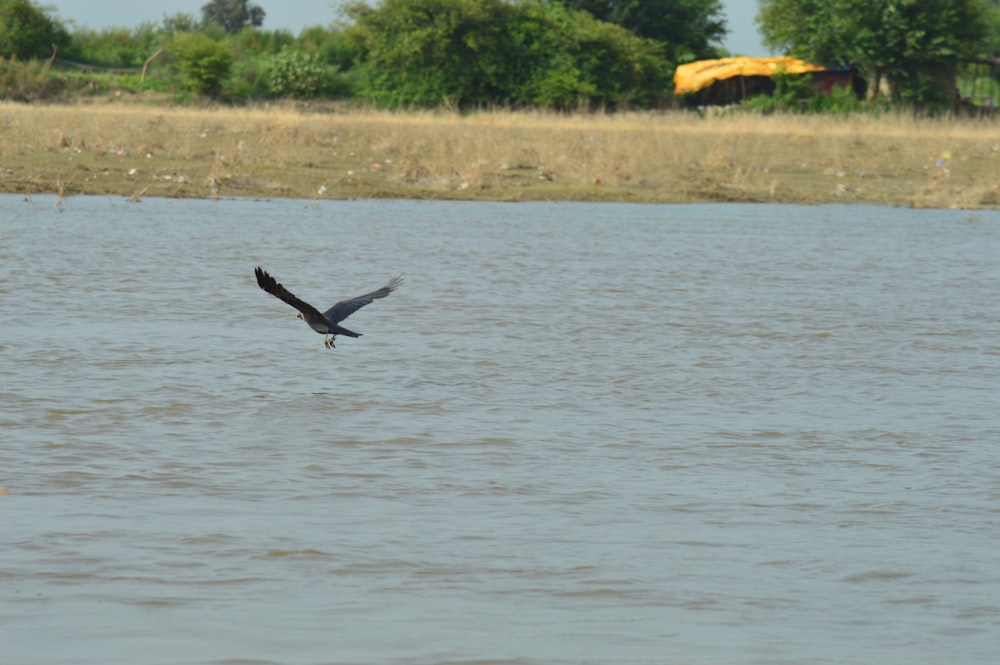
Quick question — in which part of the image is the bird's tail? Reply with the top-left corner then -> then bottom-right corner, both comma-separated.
332,325 -> 361,338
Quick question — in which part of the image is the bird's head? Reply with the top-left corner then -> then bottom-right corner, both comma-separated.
296,312 -> 304,320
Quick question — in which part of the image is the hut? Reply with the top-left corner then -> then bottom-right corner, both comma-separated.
674,56 -> 860,106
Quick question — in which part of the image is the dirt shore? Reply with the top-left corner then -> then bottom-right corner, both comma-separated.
3,100 -> 999,208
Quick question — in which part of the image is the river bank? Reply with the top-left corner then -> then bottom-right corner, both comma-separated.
2,99 -> 998,208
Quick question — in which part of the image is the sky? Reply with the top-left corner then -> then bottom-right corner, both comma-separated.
46,0 -> 772,56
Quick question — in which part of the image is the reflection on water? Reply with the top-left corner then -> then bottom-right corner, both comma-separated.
2,195 -> 999,665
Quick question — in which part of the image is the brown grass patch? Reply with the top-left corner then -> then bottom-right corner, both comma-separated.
2,100 -> 999,207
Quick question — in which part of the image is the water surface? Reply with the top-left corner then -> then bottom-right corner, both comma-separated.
2,195 -> 999,664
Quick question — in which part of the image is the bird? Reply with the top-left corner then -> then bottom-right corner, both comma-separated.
254,267 -> 402,348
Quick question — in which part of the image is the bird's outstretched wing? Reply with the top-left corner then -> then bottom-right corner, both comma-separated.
255,267 -> 326,321
324,275 -> 403,323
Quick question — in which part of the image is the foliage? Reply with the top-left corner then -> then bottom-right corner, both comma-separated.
740,70 -> 865,114
63,23 -> 162,67
0,0 -> 69,60
508,1 -> 670,107
296,24 -> 360,69
345,0 -> 503,107
221,31 -> 351,100
344,0 -> 670,108
228,26 -> 294,57
0,54 -> 63,99
201,0 -> 265,33
757,0 -> 993,109
225,51 -> 270,98
958,62 -> 1000,106
988,3 -> 1000,57
267,46 -> 333,98
170,31 -> 233,95
556,0 -> 726,62
163,13 -> 200,33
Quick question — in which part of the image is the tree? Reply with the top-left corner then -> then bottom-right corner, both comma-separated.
757,0 -> 993,108
0,0 -> 69,59
170,32 -> 234,96
344,0 -> 669,108
555,0 -> 727,62
162,12 -> 200,33
201,0 -> 265,33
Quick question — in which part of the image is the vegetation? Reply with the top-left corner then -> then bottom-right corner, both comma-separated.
267,46 -> 335,98
740,70 -> 867,114
0,0 -> 998,115
343,0 -> 670,108
555,0 -> 726,63
3,102 -> 998,208
0,54 -> 62,100
170,32 -> 234,96
201,0 -> 265,34
758,0 -> 996,109
0,0 -> 69,59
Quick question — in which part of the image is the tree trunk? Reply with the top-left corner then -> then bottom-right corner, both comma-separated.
142,48 -> 164,83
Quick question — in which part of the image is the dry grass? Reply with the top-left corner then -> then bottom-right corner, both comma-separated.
2,99 -> 999,207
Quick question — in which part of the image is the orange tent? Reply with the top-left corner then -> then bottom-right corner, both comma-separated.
673,56 -> 825,95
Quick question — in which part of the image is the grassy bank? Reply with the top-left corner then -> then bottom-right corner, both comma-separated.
2,100 -> 999,208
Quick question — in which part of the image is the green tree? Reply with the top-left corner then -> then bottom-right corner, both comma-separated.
556,0 -> 727,62
346,0 -> 510,106
345,0 -> 669,108
170,32 -> 233,95
508,0 -> 670,106
162,12 -> 200,33
201,0 -> 265,33
0,0 -> 69,60
989,0 -> 1000,56
757,0 -> 992,108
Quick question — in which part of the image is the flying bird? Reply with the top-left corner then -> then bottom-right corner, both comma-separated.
255,267 -> 402,348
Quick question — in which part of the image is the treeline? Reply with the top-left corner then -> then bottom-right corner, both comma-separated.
1,0 -> 998,110
1,0 -> 721,107
0,0 -> 358,102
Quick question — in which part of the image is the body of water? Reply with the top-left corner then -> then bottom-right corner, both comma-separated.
2,195 -> 999,664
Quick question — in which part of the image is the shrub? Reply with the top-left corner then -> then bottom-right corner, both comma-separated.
741,71 -> 865,114
170,31 -> 233,96
0,54 -> 64,100
267,46 -> 331,98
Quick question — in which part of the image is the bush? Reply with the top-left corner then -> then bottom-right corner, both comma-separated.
0,54 -> 64,100
267,46 -> 332,98
741,71 -> 864,114
170,31 -> 233,96
225,51 -> 270,98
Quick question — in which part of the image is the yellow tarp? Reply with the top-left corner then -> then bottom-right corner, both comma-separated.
673,56 -> 825,95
